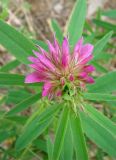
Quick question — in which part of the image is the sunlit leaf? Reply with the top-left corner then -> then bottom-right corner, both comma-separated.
88,71 -> 116,93
70,110 -> 89,160
0,20 -> 36,64
80,104 -> 116,158
52,106 -> 69,160
65,0 -> 86,47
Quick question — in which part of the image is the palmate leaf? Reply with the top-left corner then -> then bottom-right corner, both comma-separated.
88,71 -> 116,93
65,0 -> 86,47
52,106 -> 69,160
80,104 -> 116,158
15,104 -> 61,151
0,20 -> 36,64
70,110 -> 89,160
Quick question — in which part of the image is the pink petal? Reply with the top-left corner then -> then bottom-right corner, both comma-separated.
79,72 -> 88,79
69,74 -> 74,81
42,82 -> 52,97
79,44 -> 94,61
56,90 -> 62,97
29,64 -> 46,72
74,37 -> 83,53
37,54 -> 55,72
73,37 -> 83,62
25,72 -> 44,83
62,37 -> 70,68
84,65 -> 95,73
78,55 -> 93,65
47,40 -> 59,63
28,56 -> 39,63
85,76 -> 94,84
32,50 -> 41,57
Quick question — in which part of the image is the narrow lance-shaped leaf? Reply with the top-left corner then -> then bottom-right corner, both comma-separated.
91,61 -> 108,73
102,9 -> 116,19
52,106 -> 69,160
80,104 -> 116,158
48,19 -> 63,45
61,120 -> 73,160
83,92 -> 116,102
7,93 -> 41,116
93,19 -> 116,32
92,31 -> 113,60
88,71 -> 116,93
16,104 -> 61,151
47,136 -> 53,160
0,73 -> 41,86
65,0 -> 86,47
0,60 -> 20,72
70,110 -> 89,160
0,20 -> 36,64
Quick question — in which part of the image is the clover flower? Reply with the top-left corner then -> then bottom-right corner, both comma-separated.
25,36 -> 95,99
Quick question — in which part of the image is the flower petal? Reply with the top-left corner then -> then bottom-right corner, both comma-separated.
79,44 -> 94,61
78,55 -> 93,65
84,65 -> 95,73
73,37 -> 83,62
25,72 -> 44,83
85,76 -> 94,84
62,37 -> 70,68
42,82 -> 52,97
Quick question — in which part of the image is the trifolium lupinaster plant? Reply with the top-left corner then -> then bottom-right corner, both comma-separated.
25,36 -> 95,112
0,0 -> 116,159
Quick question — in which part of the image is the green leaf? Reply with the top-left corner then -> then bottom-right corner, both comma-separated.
6,89 -> 31,105
61,120 -> 73,160
91,61 -> 108,73
65,0 -> 86,47
70,110 -> 88,160
52,106 -> 69,160
32,39 -> 48,51
0,73 -> 24,85
88,71 -> 116,93
93,52 -> 113,61
15,104 -> 61,150
92,31 -> 113,59
0,60 -> 20,72
83,92 -> 116,102
33,139 -> 47,153
7,93 -> 41,116
0,73 -> 41,86
80,104 -> 116,158
93,19 -> 116,31
0,20 -> 36,64
102,9 -> 116,19
47,136 -> 53,160
84,33 -> 95,43
49,19 -> 63,44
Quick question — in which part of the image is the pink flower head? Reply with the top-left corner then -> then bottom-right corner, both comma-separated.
25,36 -> 95,99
